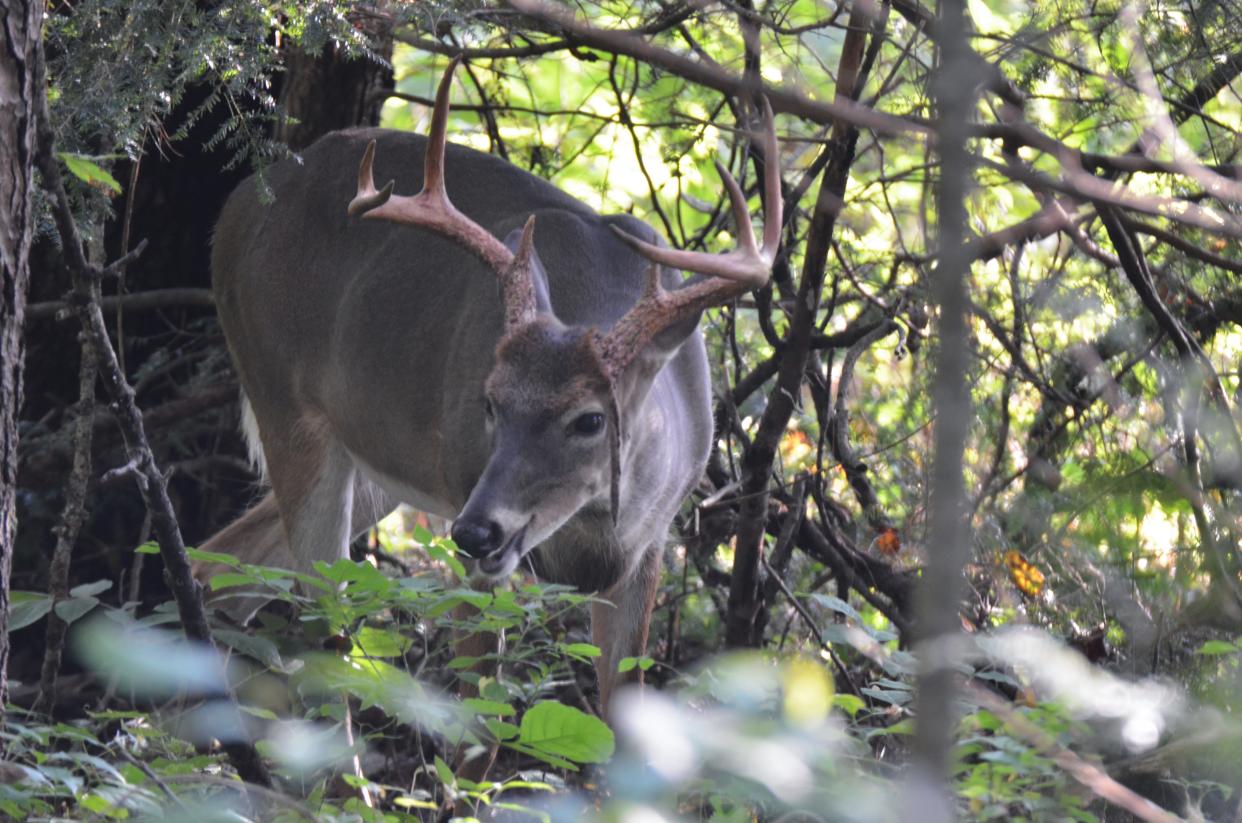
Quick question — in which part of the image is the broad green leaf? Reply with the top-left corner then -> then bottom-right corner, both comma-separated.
350,625 -> 412,658
617,655 -> 654,673
9,592 -> 53,630
516,701 -> 614,765
313,558 -> 390,590
53,595 -> 99,625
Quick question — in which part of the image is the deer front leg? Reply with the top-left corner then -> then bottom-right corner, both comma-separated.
591,542 -> 664,716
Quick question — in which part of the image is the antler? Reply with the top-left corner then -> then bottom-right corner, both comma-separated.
597,100 -> 783,378
348,57 -> 537,329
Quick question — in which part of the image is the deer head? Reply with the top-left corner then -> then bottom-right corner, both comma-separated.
348,57 -> 782,577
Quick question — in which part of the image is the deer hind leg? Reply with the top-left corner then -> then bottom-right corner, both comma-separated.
267,435 -> 358,577
197,492 -> 295,618
201,409 -> 358,592
197,478 -> 396,624
591,541 -> 665,716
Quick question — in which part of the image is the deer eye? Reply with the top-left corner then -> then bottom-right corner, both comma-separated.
483,398 -> 495,420
570,412 -> 605,437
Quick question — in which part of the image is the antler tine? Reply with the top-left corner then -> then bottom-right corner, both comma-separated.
759,98 -> 783,259
346,57 -> 538,327
596,101 -> 782,378
348,140 -> 396,217
609,97 -> 782,286
504,215 -> 539,328
422,54 -> 457,202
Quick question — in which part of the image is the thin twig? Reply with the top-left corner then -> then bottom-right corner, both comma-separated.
27,287 -> 215,321
33,340 -> 97,715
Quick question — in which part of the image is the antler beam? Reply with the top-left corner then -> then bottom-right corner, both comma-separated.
348,56 -> 537,329
597,101 -> 783,377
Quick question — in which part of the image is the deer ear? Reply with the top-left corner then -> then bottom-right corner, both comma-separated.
502,225 -> 554,316
630,269 -> 705,376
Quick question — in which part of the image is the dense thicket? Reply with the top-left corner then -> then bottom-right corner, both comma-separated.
5,1 -> 1242,821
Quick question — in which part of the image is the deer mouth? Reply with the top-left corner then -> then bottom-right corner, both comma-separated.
476,521 -> 529,577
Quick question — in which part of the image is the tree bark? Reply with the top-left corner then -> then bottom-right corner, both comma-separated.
725,4 -> 873,647
0,0 -> 44,715
275,17 -> 393,151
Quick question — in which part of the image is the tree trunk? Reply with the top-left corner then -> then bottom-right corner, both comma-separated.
0,0 -> 45,712
276,20 -> 393,151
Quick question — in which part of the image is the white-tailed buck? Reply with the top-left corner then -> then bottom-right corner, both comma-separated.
202,59 -> 781,706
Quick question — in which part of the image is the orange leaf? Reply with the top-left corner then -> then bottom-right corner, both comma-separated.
875,529 -> 901,555
1005,550 -> 1045,597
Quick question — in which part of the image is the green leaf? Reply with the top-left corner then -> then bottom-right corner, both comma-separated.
833,693 -> 866,718
78,793 -> 117,814
58,153 -> 121,194
484,718 -> 519,741
73,618 -> 231,697
8,592 -> 53,630
807,593 -> 863,622
313,558 -> 390,590
350,626 -> 412,658
134,542 -> 160,555
516,701 -> 614,765
464,698 -> 514,716
1195,639 -> 1240,656
69,579 -> 112,599
53,595 -> 99,625
215,629 -> 283,668
617,655 -> 654,673
425,540 -> 466,579
185,547 -> 239,566
209,572 -> 258,590
433,755 -> 455,786
560,642 -> 601,659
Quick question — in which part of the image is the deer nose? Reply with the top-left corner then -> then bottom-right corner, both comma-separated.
451,517 -> 503,559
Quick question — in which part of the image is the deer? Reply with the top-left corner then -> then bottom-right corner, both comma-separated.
199,58 -> 781,710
